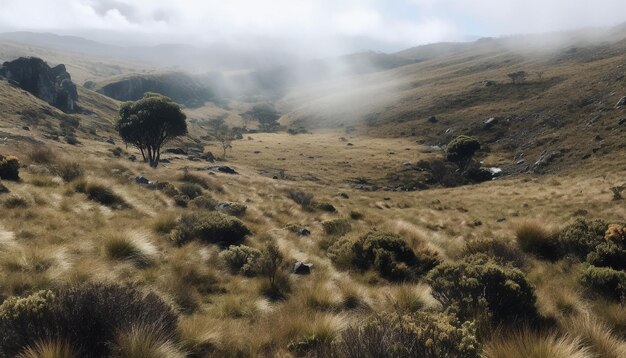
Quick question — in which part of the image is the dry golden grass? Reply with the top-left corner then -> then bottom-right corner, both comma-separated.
483,330 -> 592,358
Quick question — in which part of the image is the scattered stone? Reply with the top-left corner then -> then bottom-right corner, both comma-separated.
164,148 -> 187,155
496,216 -> 506,222
483,80 -> 497,87
615,96 -> 626,108
128,155 -> 137,162
293,262 -> 313,275
106,137 -> 115,145
135,176 -> 155,186
427,116 -> 438,123
483,117 -> 498,129
216,202 -> 247,216
297,228 -> 311,237
208,166 -> 238,174
532,151 -> 560,172
339,192 -> 349,199
22,126 -> 30,131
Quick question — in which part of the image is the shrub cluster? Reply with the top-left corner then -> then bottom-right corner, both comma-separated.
51,162 -> 83,183
219,244 -> 262,276
581,223 -> 626,301
328,232 -> 440,281
171,212 -> 251,246
0,283 -> 177,357
322,218 -> 352,236
0,154 -> 20,181
427,254 -> 538,324
178,183 -> 203,200
315,312 -> 480,358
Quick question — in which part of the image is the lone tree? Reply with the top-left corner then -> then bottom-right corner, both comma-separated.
508,71 -> 528,84
207,116 -> 236,159
446,135 -> 481,170
117,93 -> 187,168
243,104 -> 280,132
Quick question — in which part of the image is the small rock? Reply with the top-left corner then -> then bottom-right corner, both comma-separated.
483,117 -> 498,129
339,192 -> 349,199
293,262 -> 313,275
164,148 -> 187,155
135,176 -> 154,186
106,137 -> 115,145
0,181 -> 9,194
297,228 -> 311,237
347,143 -> 354,146
128,155 -> 137,162
615,96 -> 626,108
483,80 -> 497,87
427,116 -> 438,123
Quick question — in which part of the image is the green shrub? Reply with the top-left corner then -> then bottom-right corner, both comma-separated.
52,162 -> 83,183
219,245 -> 262,276
178,183 -> 203,200
587,224 -> 626,270
322,219 -> 352,236
353,232 -> 440,281
427,254 -> 538,324
0,155 -> 20,181
318,312 -> 479,358
0,283 -> 177,358
258,241 -> 290,300
171,212 -> 251,246
446,135 -> 480,168
314,202 -> 337,213
327,237 -> 355,270
464,238 -> 527,269
189,195 -> 217,210
581,265 -> 626,302
173,194 -> 189,208
557,219 -> 607,259
515,221 -> 559,260
3,195 -> 29,209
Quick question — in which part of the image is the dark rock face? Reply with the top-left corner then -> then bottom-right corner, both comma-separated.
0,57 -> 78,113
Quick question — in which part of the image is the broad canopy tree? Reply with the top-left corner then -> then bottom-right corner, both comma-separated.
116,93 -> 187,168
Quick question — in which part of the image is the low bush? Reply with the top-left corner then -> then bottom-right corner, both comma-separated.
0,283 -> 177,358
179,170 -> 209,189
427,254 -> 538,324
156,182 -> 180,197
514,220 -> 559,260
178,183 -> 203,200
0,155 -> 20,181
464,238 -> 528,268
220,245 -> 262,276
173,194 -> 189,208
314,202 -> 337,213
258,241 -> 290,300
189,195 -> 217,210
587,224 -> 626,270
353,232 -> 440,281
216,202 -> 247,217
322,219 -> 352,236
81,183 -> 129,209
557,219 -> 607,259
104,235 -> 154,267
317,312 -> 479,358
171,212 -> 251,246
52,162 -> 83,183
581,265 -> 626,302
3,195 -> 29,209
349,211 -> 364,220
27,146 -> 57,164
287,189 -> 314,208
327,237 -> 355,270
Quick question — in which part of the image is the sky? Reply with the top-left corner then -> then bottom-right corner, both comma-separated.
0,0 -> 625,52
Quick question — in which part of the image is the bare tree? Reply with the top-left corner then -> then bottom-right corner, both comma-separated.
536,71 -> 545,80
508,71 -> 528,84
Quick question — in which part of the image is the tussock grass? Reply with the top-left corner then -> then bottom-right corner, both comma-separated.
564,316 -> 626,358
483,330 -> 592,358
112,324 -> 185,358
18,339 -> 78,358
514,219 -> 559,260
104,233 -> 156,267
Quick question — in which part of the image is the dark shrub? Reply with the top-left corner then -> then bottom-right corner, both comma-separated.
314,202 -> 337,213
587,224 -> 626,270
353,232 -> 440,281
173,194 -> 189,208
219,244 -> 262,276
171,212 -> 251,246
0,155 -> 20,181
27,146 -> 56,164
322,219 -> 352,236
515,221 -> 559,260
156,182 -> 180,197
0,283 -> 177,358
112,147 -> 123,157
258,241 -> 290,300
80,183 -> 129,209
287,189 -> 314,208
581,265 -> 626,302
427,254 -> 538,324
349,211 -> 364,220
215,202 -> 247,217
557,219 -> 607,259
3,195 -> 29,209
179,183 -> 203,200
316,312 -> 479,358
446,135 -> 480,168
464,238 -> 527,269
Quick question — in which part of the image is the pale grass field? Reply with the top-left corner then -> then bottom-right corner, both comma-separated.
0,130 -> 625,356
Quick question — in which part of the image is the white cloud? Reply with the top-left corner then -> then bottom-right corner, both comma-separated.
0,0 -> 623,49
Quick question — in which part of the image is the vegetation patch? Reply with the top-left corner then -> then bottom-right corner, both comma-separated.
171,212 -> 251,246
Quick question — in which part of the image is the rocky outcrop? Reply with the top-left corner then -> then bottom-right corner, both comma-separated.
88,72 -> 211,107
0,57 -> 78,113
